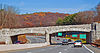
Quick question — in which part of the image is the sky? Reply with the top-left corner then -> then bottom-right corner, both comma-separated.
0,0 -> 99,14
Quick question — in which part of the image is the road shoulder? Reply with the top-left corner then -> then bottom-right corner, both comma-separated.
85,44 -> 100,53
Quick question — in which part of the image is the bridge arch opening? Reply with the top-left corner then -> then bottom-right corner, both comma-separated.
49,31 -> 91,45
11,33 -> 46,44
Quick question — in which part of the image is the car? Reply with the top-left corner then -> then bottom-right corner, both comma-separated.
57,38 -> 60,40
68,39 -> 72,42
62,39 -> 69,45
74,40 -> 83,47
14,41 -> 21,44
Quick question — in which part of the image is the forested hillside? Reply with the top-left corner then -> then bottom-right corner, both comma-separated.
16,12 -> 69,28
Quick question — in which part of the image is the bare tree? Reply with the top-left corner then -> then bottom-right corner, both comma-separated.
74,11 -> 95,24
0,4 -> 19,28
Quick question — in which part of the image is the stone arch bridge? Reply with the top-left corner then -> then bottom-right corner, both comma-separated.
0,23 -> 99,44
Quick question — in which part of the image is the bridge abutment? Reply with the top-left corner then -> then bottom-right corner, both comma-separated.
91,22 -> 100,42
45,31 -> 50,45
5,36 -> 12,44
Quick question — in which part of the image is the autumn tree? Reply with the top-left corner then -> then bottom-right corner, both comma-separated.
39,21 -> 42,26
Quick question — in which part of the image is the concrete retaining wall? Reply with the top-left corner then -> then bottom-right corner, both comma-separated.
0,42 -> 49,51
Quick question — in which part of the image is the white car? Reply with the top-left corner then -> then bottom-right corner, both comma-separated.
74,40 -> 83,47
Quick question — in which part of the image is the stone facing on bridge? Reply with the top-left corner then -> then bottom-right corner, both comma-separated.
91,22 -> 100,42
0,24 -> 93,44
47,24 -> 91,34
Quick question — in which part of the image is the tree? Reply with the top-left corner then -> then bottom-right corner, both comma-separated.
96,3 -> 100,15
40,21 -> 42,26
74,12 -> 87,24
93,3 -> 100,22
63,13 -> 77,25
0,4 -> 19,28
56,17 -> 63,25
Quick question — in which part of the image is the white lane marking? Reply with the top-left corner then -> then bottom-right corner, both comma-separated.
83,44 -> 94,53
59,52 -> 62,53
27,52 -> 32,53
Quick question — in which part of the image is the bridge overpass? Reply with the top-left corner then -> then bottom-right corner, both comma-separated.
0,23 -> 100,44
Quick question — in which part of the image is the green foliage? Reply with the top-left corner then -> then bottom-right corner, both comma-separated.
56,17 -> 63,25
63,13 -> 77,25
56,13 -> 77,25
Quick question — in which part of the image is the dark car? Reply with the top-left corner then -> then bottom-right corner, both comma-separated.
74,40 -> 83,47
62,39 -> 69,45
68,39 -> 72,42
57,38 -> 60,40
14,41 -> 21,44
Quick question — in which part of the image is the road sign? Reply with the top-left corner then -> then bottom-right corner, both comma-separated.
58,33 -> 62,36
72,34 -> 78,37
80,34 -> 86,39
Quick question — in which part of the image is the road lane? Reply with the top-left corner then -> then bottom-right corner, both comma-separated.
26,36 -> 45,43
8,44 -> 91,53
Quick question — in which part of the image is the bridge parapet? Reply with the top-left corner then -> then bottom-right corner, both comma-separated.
0,24 -> 91,36
47,24 -> 91,34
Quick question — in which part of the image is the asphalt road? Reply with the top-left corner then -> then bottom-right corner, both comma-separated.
26,36 -> 74,44
26,36 -> 46,43
8,44 -> 91,53
26,36 -> 68,44
51,37 -> 65,43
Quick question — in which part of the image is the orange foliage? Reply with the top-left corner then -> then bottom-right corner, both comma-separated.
26,15 -> 30,17
40,21 -> 42,26
56,12 -> 59,14
0,26 -> 2,29
15,12 -> 68,27
33,13 -> 38,15
33,12 -> 46,16
25,22 -> 33,26
16,15 -> 19,16
47,12 -> 52,13
38,13 -> 46,16
65,14 -> 69,16
18,35 -> 27,43
97,21 -> 100,23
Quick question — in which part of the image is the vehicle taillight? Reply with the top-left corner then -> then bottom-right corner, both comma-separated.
57,39 -> 59,40
74,43 -> 76,44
